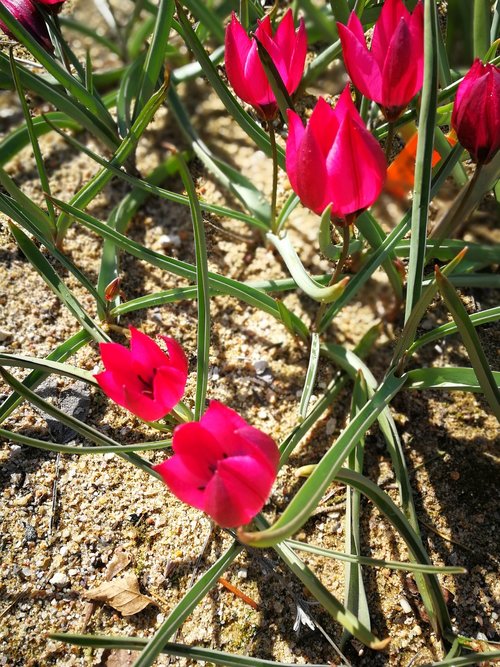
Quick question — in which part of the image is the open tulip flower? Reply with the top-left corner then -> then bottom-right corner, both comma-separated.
154,401 -> 280,528
225,9 -> 307,120
95,327 -> 188,422
451,59 -> 500,165
0,0 -> 53,50
286,88 -> 386,222
338,0 -> 423,121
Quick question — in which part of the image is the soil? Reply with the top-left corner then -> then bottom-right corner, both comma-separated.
0,2 -> 499,666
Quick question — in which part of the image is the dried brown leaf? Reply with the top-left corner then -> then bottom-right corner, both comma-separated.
105,547 -> 132,581
85,571 -> 156,616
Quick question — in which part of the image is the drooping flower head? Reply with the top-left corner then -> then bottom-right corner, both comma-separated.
154,401 -> 280,528
338,0 -> 424,121
0,0 -> 53,51
95,327 -> 188,422
225,9 -> 307,120
451,59 -> 500,165
286,88 -> 386,223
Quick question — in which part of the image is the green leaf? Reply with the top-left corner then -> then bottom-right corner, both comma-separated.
133,0 -> 174,119
404,0 -> 439,322
299,333 -> 320,420
0,353 -> 95,384
404,367 -> 500,393
49,634 -> 331,666
238,374 -> 406,547
131,542 -> 242,667
8,224 -> 109,343
267,232 -> 349,303
0,330 -> 90,424
177,157 -> 211,420
473,0 -> 491,58
423,650 -> 500,667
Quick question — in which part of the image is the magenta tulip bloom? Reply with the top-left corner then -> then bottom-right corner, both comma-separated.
338,0 -> 423,121
154,401 -> 279,527
286,88 -> 386,222
95,327 -> 188,422
0,0 -> 53,51
451,59 -> 500,165
225,9 -> 307,120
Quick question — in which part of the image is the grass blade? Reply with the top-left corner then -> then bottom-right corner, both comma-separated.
177,156 -> 211,420
0,353 -> 95,384
405,367 -> 500,392
299,333 -> 320,419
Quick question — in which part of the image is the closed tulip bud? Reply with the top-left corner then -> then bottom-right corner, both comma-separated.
286,88 -> 386,223
225,9 -> 307,120
338,0 -> 423,121
451,59 -> 500,165
0,0 -> 53,51
95,327 -> 188,422
155,401 -> 279,528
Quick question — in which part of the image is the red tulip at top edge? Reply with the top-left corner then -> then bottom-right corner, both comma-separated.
337,0 -> 424,121
225,9 -> 307,120
154,401 -> 280,528
0,0 -> 53,51
95,327 -> 188,422
286,88 -> 386,222
451,59 -> 500,165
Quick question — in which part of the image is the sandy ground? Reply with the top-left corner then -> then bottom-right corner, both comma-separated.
0,2 -> 499,666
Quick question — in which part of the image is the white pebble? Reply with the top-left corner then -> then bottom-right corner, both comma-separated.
399,597 -> 412,614
50,572 -> 69,587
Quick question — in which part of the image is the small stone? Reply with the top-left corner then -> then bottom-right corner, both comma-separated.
49,572 -> 69,587
237,568 -> 248,579
326,418 -> 337,436
159,233 -> 181,249
253,360 -> 267,375
399,597 -> 412,614
450,470 -> 460,481
12,493 -> 33,507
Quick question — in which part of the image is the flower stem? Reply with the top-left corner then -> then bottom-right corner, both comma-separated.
239,0 -> 249,30
268,122 -> 279,234
385,121 -> 395,163
314,224 -> 351,332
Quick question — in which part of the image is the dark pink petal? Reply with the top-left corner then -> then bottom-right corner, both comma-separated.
99,341 -> 133,377
255,13 -> 272,39
204,455 -> 276,527
346,10 -> 368,45
408,1 -> 424,94
325,114 -> 386,217
286,18 -> 307,95
154,456 -> 206,510
381,18 -> 417,108
171,421 -> 224,482
199,401 -> 251,457
295,119 -> 328,214
257,28 -> 288,87
161,336 -> 189,376
371,0 -> 410,66
452,60 -> 485,122
337,21 -> 381,101
331,86 -> 365,131
153,366 -> 188,412
0,0 -> 53,51
285,109 -> 306,192
235,426 -> 279,469
307,96 -> 340,157
273,9 -> 296,63
94,370 -> 126,408
122,384 -> 168,422
224,13 -> 255,103
243,40 -> 274,106
129,326 -> 169,370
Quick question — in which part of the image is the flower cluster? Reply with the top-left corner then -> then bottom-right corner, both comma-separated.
95,329 -> 279,528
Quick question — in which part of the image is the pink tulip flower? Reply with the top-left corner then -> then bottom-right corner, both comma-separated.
286,88 -> 386,222
154,401 -> 279,527
0,0 -> 53,51
338,0 -> 424,121
35,0 -> 66,13
225,9 -> 307,120
451,59 -> 500,165
95,327 -> 188,422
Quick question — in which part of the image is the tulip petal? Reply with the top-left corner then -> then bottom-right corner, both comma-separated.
171,421 -> 223,481
381,18 -> 417,109
94,370 -> 126,408
154,456 -> 207,510
295,119 -> 329,214
199,401 -> 252,457
287,18 -> 307,95
225,13 -> 259,104
325,114 -> 386,217
161,336 -> 189,376
153,366 -> 188,412
243,40 -> 274,106
372,0 -> 410,66
235,426 -> 279,469
273,8 -> 295,62
122,384 -> 169,421
285,109 -> 306,192
408,1 -> 424,94
308,96 -> 340,158
129,326 -> 169,369
99,341 -> 133,376
204,455 -> 275,526
337,21 -> 382,101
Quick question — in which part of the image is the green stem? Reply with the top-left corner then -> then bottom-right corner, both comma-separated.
269,122 -> 279,233
314,224 -> 351,331
385,121 -> 395,163
239,0 -> 249,30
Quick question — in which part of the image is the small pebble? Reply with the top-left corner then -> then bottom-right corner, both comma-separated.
49,572 -> 69,588
399,597 -> 412,614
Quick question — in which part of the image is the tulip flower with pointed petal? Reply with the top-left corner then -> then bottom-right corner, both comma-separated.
154,401 -> 279,528
225,9 -> 307,120
338,0 -> 423,121
0,0 -> 53,51
95,327 -> 188,422
451,59 -> 500,165
286,88 -> 386,223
